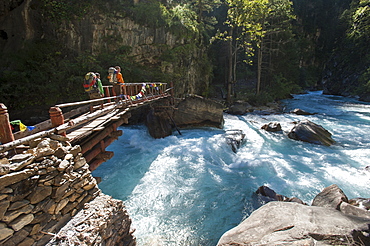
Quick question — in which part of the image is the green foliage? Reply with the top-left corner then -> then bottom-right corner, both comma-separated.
131,1 -> 166,28
266,74 -> 302,100
358,67 -> 370,94
161,3 -> 200,38
347,0 -> 370,46
39,0 -> 91,23
0,41 -> 86,111
245,91 -> 274,106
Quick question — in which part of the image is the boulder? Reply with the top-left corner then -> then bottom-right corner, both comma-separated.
173,95 -> 224,128
217,201 -> 370,246
255,186 -> 305,205
290,108 -> 315,115
311,184 -> 348,209
340,202 -> 370,219
146,109 -> 173,139
349,198 -> 370,210
226,101 -> 253,115
261,122 -> 282,132
225,130 -> 245,153
287,120 -> 335,146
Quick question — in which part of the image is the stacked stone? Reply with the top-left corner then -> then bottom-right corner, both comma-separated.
0,135 -> 100,245
46,193 -> 136,246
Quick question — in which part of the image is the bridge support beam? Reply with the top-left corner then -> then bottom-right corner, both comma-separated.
89,151 -> 114,171
85,134 -> 121,171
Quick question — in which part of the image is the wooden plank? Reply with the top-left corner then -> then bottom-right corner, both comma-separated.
93,127 -> 105,131
67,109 -> 121,140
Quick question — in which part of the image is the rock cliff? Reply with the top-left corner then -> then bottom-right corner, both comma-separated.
0,0 -> 212,99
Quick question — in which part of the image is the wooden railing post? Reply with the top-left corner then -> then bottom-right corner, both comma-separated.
49,107 -> 66,136
104,87 -> 111,103
0,103 -> 15,144
170,81 -> 174,104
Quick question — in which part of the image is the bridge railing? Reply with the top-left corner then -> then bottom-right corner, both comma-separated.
103,82 -> 168,102
0,83 -> 169,149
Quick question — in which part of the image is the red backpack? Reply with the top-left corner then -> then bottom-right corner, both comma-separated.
83,72 -> 97,92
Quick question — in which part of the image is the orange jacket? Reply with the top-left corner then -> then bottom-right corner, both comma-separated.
116,73 -> 124,84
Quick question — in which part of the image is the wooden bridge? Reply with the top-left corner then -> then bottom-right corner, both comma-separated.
0,82 -> 172,170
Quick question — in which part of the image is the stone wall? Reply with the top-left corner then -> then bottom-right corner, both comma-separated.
0,135 -> 135,245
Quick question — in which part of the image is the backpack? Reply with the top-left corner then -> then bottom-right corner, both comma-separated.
83,72 -> 98,93
108,67 -> 117,84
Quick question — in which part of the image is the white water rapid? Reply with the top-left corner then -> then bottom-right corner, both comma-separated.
93,91 -> 370,245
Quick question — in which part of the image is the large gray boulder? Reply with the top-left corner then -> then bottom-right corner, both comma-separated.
287,119 -> 335,146
146,109 -> 173,139
311,184 -> 348,209
173,95 -> 224,128
226,101 -> 253,115
217,201 -> 370,246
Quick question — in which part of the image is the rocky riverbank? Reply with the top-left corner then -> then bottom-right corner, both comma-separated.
217,184 -> 370,245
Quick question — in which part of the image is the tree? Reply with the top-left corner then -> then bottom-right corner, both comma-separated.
348,0 -> 370,42
218,0 -> 268,102
223,0 -> 295,99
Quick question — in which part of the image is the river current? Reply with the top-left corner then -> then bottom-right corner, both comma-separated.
93,91 -> 370,245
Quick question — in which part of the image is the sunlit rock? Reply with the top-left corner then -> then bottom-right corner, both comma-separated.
0,223 -> 14,241
287,119 -> 335,146
290,108 -> 315,115
311,184 -> 348,209
173,95 -> 224,129
349,198 -> 370,210
261,122 -> 282,132
340,202 -> 370,219
254,186 -> 306,205
217,201 -> 370,246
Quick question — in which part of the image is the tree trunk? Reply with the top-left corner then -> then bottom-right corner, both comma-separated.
256,39 -> 263,95
227,27 -> 234,103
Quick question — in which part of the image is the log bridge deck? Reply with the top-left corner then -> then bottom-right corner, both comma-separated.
0,83 -> 172,171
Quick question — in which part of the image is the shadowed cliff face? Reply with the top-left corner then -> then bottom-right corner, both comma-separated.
0,0 -> 211,99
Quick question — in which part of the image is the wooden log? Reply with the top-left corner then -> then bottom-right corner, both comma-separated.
55,104 -> 118,135
104,86 -> 111,103
0,104 -> 15,144
84,135 -> 118,163
97,151 -> 114,161
0,128 -> 56,152
14,105 -> 90,140
80,122 -> 125,154
109,130 -> 123,139
55,96 -> 117,108
92,127 -> 105,132
89,158 -> 105,171
49,107 -> 66,137
1,104 -> 119,152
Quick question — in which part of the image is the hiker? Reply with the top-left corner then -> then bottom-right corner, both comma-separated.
95,73 -> 104,97
108,66 -> 126,100
83,72 -> 103,99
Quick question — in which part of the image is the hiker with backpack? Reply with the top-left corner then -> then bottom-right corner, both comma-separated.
108,66 -> 126,101
83,72 -> 104,99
